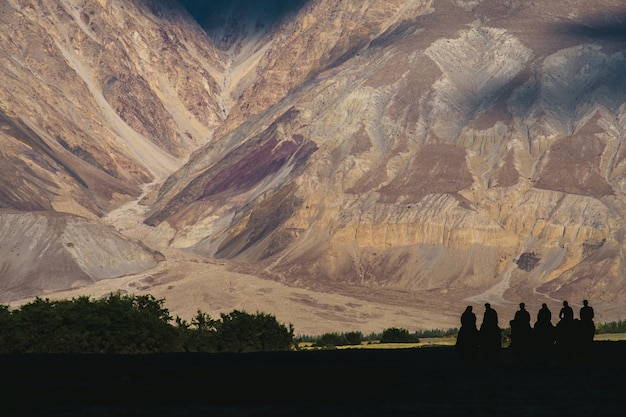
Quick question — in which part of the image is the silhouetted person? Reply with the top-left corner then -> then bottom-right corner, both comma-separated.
533,303 -> 555,362
556,300 -> 577,361
559,300 -> 574,321
456,306 -> 480,365
580,299 -> 594,322
537,303 -> 552,323
461,306 -> 477,328
579,299 -> 595,358
482,303 -> 499,328
510,302 -> 532,361
479,303 -> 501,364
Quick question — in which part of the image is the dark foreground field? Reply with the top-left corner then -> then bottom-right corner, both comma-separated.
1,342 -> 625,417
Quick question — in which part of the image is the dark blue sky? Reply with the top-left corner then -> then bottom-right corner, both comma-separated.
174,0 -> 309,47
179,0 -> 309,29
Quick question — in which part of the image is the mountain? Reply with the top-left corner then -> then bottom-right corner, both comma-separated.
2,0 -> 626,334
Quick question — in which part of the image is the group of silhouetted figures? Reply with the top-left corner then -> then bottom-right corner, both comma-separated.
455,300 -> 596,365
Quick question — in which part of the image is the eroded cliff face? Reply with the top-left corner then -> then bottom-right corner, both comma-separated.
0,210 -> 163,302
0,0 -> 224,215
3,0 -> 626,330
0,0 -> 225,298
148,0 -> 626,320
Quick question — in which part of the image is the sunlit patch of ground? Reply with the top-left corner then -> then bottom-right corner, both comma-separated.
299,333 -> 626,350
594,332 -> 626,341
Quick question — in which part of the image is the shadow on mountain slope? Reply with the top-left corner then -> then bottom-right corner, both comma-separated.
556,11 -> 626,42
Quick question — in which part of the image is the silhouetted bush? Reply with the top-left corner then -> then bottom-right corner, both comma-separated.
212,310 -> 295,353
501,326 -> 512,348
313,331 -> 363,348
0,294 -> 179,353
295,334 -> 317,343
314,333 -> 346,348
414,328 -> 459,338
596,319 -> 626,334
178,310 -> 219,352
0,295 -> 295,354
344,331 -> 363,345
380,327 -> 420,343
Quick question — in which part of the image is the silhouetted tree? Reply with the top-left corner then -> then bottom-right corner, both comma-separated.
179,310 -> 218,352
0,304 -> 10,348
212,310 -> 295,352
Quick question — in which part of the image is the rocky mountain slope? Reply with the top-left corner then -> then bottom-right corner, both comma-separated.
2,0 -> 626,333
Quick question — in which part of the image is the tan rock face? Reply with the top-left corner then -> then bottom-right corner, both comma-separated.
0,0 -> 224,214
0,0 -> 224,305
0,209 -> 163,303
3,0 -> 626,332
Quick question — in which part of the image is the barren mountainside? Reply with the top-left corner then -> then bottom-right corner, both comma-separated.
1,0 -> 626,334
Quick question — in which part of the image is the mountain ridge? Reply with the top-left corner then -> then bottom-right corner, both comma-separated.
2,0 -> 626,333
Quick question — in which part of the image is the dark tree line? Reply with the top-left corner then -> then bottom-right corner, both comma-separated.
308,327 -> 427,348
596,319 -> 626,334
0,294 -> 295,354
312,331 -> 365,348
